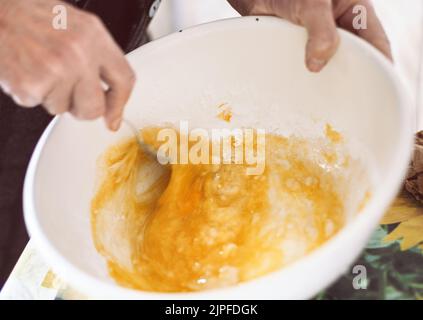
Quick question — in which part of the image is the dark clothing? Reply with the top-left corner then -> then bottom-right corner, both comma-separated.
69,0 -> 155,52
0,0 -> 155,287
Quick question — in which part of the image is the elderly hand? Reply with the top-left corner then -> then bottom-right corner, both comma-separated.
0,0 -> 135,130
228,0 -> 391,72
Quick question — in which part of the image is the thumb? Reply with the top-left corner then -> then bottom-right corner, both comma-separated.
301,1 -> 340,72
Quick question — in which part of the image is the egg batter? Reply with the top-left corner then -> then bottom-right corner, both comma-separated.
91,126 -> 360,292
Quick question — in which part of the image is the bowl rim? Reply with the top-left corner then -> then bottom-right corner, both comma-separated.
23,16 -> 414,299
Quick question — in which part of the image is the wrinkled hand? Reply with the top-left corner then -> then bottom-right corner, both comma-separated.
228,0 -> 391,72
0,0 -> 135,130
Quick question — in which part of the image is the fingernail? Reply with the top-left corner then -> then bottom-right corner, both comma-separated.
307,58 -> 327,72
110,118 -> 122,131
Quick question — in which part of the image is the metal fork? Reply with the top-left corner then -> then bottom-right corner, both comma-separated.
122,119 -> 168,164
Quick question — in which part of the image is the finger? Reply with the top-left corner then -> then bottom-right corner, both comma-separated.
226,0 -> 256,15
100,54 -> 136,131
6,74 -> 49,107
42,80 -> 75,116
337,1 -> 392,60
300,0 -> 340,72
70,74 -> 106,121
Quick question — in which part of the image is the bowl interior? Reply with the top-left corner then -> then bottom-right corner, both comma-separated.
24,17 -> 411,299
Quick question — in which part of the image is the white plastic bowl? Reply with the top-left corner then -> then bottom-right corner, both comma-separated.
24,17 -> 413,299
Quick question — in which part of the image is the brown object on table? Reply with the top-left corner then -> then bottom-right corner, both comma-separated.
405,131 -> 423,203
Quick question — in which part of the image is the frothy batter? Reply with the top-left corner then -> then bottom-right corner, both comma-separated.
91,126 -> 363,292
